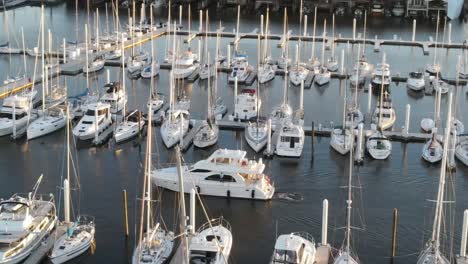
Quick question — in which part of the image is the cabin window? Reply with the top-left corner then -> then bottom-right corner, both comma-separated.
82,121 -> 93,125
98,109 -> 107,116
221,175 -> 236,183
281,136 -> 290,142
191,169 -> 211,173
273,249 -> 297,263
85,109 -> 95,116
205,175 -> 222,181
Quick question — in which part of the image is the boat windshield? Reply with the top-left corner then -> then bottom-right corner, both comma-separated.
189,250 -> 218,263
0,202 -> 28,221
272,249 -> 298,263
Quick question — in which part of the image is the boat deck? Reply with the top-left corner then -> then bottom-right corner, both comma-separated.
23,223 -> 67,264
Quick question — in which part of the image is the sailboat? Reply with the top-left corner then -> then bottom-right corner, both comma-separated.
141,4 -> 160,79
325,15 -> 339,72
307,6 -> 321,71
228,6 -> 251,83
416,92 -> 454,264
270,68 -> 293,131
455,135 -> 468,166
333,132 -> 360,264
245,72 -> 268,152
426,13 -> 441,76
132,101 -> 174,264
422,131 -> 444,163
371,90 -> 396,130
211,58 -> 227,118
314,20 -> 331,86
194,57 -> 219,149
199,11 -> 215,80
277,7 -> 291,69
160,72 -> 189,148
49,107 -> 95,264
330,74 -> 353,155
0,175 -> 57,264
289,42 -> 309,86
257,8 -> 275,84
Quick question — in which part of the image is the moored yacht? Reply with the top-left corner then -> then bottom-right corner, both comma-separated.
82,56 -> 105,73
233,89 -> 261,121
0,94 -> 38,137
258,63 -> 275,84
160,109 -> 190,148
371,62 -> 391,88
372,91 -> 396,130
72,102 -> 113,141
100,82 -> 127,114
275,120 -> 305,158
189,218 -> 233,264
0,176 -> 57,264
245,118 -> 269,152
289,64 -> 309,86
270,232 -> 316,264
152,148 -> 275,200
173,49 -> 198,79
127,51 -> 151,75
422,132 -> 443,163
228,53 -> 250,83
455,136 -> 468,166
330,128 -> 353,155
114,110 -> 145,143
407,71 -> 425,91
366,129 -> 392,160
140,61 -> 160,79
27,106 -> 67,140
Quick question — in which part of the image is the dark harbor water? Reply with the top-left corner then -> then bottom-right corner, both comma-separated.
0,3 -> 468,264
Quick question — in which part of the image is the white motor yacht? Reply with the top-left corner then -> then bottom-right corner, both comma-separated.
114,110 -> 145,143
275,120 -> 305,158
0,94 -> 38,137
372,92 -> 396,130
100,82 -> 127,114
27,106 -> 67,140
289,65 -> 309,86
0,176 -> 57,264
422,133 -> 443,163
233,89 -> 261,121
160,109 -> 190,148
173,50 -> 198,79
258,63 -> 275,84
371,62 -> 391,88
455,136 -> 468,166
189,218 -> 233,264
152,148 -> 275,200
72,102 -> 113,141
228,53 -> 250,83
330,128 -> 353,155
407,71 -> 425,91
366,129 -> 392,160
270,232 -> 316,264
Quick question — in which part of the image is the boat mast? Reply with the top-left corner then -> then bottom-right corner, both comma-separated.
431,92 -> 453,252
175,146 -> 189,262
207,53 -> 212,121
378,53 -> 386,130
433,11 -> 440,68
362,10 -> 367,56
64,103 -> 71,224
146,98 -> 153,246
21,27 -> 27,78
310,6 -> 317,62
122,34 -> 126,122
235,5 -> 240,53
321,20 -> 326,68
41,5 -> 45,115
345,113 -> 355,255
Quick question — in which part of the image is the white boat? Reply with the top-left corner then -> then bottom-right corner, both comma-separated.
245,118 -> 269,152
455,136 -> 468,166
147,94 -> 165,122
270,104 -> 293,131
228,53 -> 250,83
140,62 -> 160,79
392,2 -> 405,16
326,57 -> 339,72
330,128 -> 353,155
277,54 -> 291,69
306,58 -> 321,72
422,133 -> 443,163
127,51 -> 151,74
433,79 -> 451,94
334,252 -> 359,264
100,82 -> 127,114
114,110 -> 145,143
345,108 -> 364,129
199,64 -> 216,80
370,2 -> 385,16
70,93 -> 99,118
426,63 -> 441,76
357,55 -> 374,77
350,67 -> 365,87
189,218 -> 233,264
173,50 -> 198,79
421,118 -> 435,133
275,120 -> 305,158
0,176 -> 57,264
233,89 -> 261,121
452,118 -> 464,135
371,62 -> 391,87
366,129 -> 392,160
72,102 -> 113,141
132,102 -> 174,264
103,48 -> 122,60
82,56 -> 105,73
194,120 -> 219,149
289,65 -> 309,86
45,85 -> 67,108
0,94 -> 38,137
160,109 -> 190,148
152,148 -> 275,200
27,107 -> 67,140
372,91 -> 396,130
270,232 -> 316,264
315,67 -> 331,86
0,42 -> 21,54
258,63 -> 275,84
212,97 -> 227,118
407,71 -> 425,91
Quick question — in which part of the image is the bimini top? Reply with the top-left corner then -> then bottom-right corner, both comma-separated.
192,149 -> 265,174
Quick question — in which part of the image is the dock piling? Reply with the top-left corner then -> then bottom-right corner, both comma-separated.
304,15 -> 308,36
179,5 -> 182,26
412,19 -> 416,42
391,208 -> 398,257
448,23 -> 452,45
322,199 -> 328,245
227,45 -> 231,68
367,84 -> 372,113
461,210 -> 468,257
311,121 -> 315,160
62,38 -> 66,64
123,189 -> 129,237
260,15 -> 264,36
404,104 -> 410,136
106,69 -> 110,84
267,119 -> 272,154
355,123 -> 364,164
352,18 -> 356,41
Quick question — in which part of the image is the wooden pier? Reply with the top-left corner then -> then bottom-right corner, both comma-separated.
181,120 -> 204,152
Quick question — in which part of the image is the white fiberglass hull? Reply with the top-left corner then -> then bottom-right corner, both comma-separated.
72,120 -> 113,141
366,132 -> 392,160
315,72 -> 331,86
258,66 -> 275,84
407,78 -> 425,91
245,124 -> 268,152
49,225 -> 95,264
0,115 -> 38,137
27,115 -> 67,140
330,129 -> 353,155
131,227 -> 174,264
173,66 -> 197,79
140,63 -> 160,79
193,124 -> 219,148
160,119 -> 189,148
421,140 -> 443,163
455,140 -> 468,166
151,167 -> 275,200
114,121 -> 145,143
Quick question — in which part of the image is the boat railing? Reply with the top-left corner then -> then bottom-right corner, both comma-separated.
197,217 -> 232,233
12,193 -> 55,203
291,232 -> 315,244
76,214 -> 95,227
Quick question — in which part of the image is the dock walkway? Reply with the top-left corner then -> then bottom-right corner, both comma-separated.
24,223 -> 67,264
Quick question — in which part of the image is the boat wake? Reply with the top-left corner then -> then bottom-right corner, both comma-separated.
273,192 -> 303,202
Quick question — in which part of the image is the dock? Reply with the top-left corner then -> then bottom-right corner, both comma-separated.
315,245 -> 331,264
181,120 -> 204,152
457,256 -> 468,264
24,223 -> 67,264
